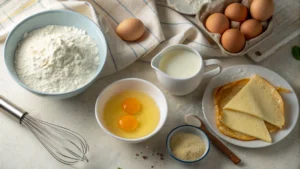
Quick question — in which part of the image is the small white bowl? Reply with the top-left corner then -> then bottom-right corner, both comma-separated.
95,78 -> 168,143
166,125 -> 210,163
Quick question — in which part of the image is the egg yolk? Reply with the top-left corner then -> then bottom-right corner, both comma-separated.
122,98 -> 141,114
118,115 -> 139,132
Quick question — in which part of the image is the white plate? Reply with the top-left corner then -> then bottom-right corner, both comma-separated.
202,65 -> 299,148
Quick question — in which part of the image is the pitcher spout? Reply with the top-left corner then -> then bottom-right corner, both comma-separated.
151,53 -> 162,71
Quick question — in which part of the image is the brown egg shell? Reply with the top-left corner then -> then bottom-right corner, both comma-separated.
221,29 -> 246,53
116,18 -> 145,42
240,19 -> 263,40
250,0 -> 274,22
205,13 -> 230,34
195,0 -> 273,56
224,3 -> 248,22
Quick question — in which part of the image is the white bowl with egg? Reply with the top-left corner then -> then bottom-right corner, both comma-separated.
4,10 -> 107,99
166,125 -> 210,163
95,78 -> 168,143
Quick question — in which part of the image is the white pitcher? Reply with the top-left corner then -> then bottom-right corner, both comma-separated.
151,45 -> 222,96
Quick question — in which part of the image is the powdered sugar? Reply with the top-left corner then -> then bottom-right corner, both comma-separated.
15,25 -> 99,93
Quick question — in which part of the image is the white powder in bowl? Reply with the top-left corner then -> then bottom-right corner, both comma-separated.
14,25 -> 100,94
170,132 -> 206,161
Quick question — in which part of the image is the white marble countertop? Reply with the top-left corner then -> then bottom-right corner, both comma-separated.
0,35 -> 299,169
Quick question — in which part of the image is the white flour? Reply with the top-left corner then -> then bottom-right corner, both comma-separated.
15,25 -> 99,93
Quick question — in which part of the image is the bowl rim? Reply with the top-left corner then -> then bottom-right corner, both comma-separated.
4,9 -> 107,96
166,125 -> 210,163
94,78 -> 168,142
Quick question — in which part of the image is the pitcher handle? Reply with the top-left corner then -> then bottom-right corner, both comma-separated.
203,59 -> 223,79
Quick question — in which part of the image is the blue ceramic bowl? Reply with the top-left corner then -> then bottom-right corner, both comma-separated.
4,10 -> 107,99
166,125 -> 210,163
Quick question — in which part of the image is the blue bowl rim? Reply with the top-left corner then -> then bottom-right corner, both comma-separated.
166,125 -> 211,163
4,9 -> 107,96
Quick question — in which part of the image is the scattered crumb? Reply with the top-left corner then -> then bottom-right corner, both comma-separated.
134,150 -> 165,166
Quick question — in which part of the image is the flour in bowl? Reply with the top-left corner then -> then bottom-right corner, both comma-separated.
14,25 -> 100,93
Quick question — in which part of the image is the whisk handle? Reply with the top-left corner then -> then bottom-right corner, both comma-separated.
0,96 -> 26,122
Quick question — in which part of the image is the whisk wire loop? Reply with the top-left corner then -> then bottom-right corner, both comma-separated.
21,114 -> 89,165
0,96 -> 89,165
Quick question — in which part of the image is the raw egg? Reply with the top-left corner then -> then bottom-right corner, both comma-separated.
221,29 -> 245,53
116,18 -> 145,41
225,3 -> 248,22
103,90 -> 160,139
205,13 -> 229,34
118,115 -> 139,132
250,0 -> 274,21
122,98 -> 141,114
240,19 -> 263,40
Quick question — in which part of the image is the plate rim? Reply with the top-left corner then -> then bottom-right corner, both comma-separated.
202,64 -> 299,148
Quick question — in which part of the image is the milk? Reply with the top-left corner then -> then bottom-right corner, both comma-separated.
151,44 -> 222,96
158,49 -> 201,78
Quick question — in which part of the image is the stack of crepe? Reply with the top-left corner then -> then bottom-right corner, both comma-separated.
214,75 -> 285,142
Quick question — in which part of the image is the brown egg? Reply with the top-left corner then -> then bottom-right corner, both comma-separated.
225,3 -> 248,22
240,19 -> 263,40
205,13 -> 229,34
250,0 -> 274,21
116,18 -> 145,41
221,29 -> 245,53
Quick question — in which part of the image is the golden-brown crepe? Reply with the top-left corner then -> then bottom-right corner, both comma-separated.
214,78 -> 279,141
224,75 -> 285,129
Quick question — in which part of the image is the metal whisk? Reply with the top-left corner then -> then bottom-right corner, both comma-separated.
0,96 -> 89,165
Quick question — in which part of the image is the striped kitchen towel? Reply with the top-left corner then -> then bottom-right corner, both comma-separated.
0,0 -> 223,78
